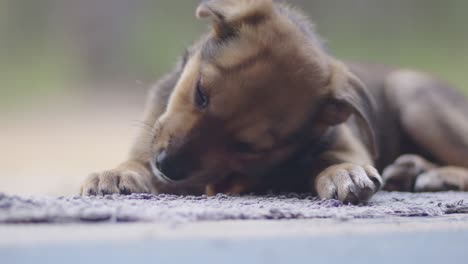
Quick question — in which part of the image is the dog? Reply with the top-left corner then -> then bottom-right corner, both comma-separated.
81,0 -> 468,203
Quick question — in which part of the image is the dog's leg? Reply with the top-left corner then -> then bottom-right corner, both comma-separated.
382,154 -> 437,191
414,167 -> 468,192
382,70 -> 468,192
81,61 -> 184,196
313,126 -> 383,203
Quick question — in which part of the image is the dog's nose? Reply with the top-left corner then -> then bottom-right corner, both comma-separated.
156,150 -> 189,181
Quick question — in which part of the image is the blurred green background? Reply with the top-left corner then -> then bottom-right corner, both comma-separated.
1,0 -> 467,109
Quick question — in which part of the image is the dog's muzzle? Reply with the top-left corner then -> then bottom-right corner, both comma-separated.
151,150 -> 191,182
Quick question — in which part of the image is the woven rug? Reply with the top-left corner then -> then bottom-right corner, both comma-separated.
1,192 -> 467,224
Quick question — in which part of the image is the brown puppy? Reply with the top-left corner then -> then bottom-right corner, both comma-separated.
81,0 -> 468,203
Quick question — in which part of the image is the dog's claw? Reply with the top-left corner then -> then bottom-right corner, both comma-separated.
316,163 -> 382,204
81,170 -> 151,196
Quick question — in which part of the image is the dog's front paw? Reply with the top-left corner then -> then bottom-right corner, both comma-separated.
81,170 -> 151,196
315,163 -> 382,203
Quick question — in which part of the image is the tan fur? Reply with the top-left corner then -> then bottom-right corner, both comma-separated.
81,1 -> 468,202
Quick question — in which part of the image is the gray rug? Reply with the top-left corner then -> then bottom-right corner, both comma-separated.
1,192 -> 468,224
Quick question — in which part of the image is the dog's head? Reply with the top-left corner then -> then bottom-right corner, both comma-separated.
150,0 -> 376,195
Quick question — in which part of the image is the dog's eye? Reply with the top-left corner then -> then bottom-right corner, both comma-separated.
195,79 -> 209,109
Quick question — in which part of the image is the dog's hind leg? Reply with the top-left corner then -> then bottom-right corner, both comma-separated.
415,166 -> 468,192
382,70 -> 468,192
382,154 -> 437,191
382,154 -> 468,192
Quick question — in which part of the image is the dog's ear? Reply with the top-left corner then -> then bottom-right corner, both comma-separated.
196,0 -> 273,38
320,61 -> 379,158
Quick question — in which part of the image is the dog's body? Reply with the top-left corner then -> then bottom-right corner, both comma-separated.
81,0 -> 468,202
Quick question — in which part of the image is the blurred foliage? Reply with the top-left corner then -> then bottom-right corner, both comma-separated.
0,0 -> 467,108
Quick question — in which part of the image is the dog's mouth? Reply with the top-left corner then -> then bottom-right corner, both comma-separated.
150,157 -> 227,196
149,157 -> 252,195
149,158 -> 212,185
